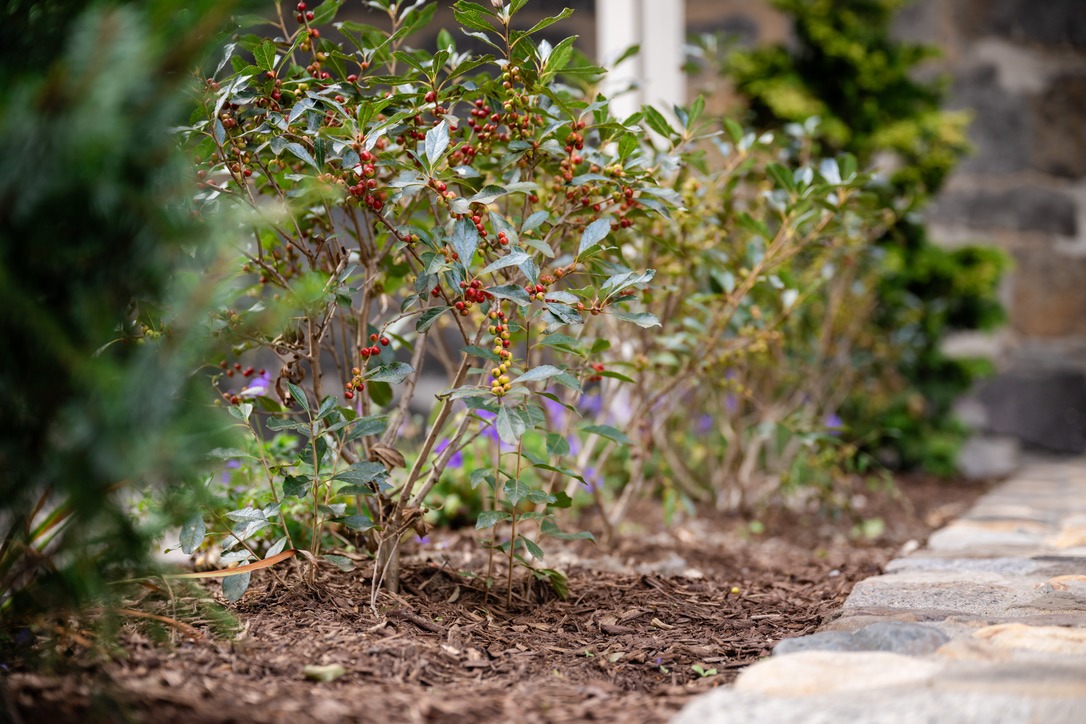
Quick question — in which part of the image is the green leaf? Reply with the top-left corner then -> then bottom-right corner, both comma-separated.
366,362 -> 414,384
310,0 -> 345,25
496,404 -> 526,445
416,305 -> 450,333
283,475 -> 312,497
253,39 -> 276,71
503,479 -> 530,506
577,218 -> 611,257
267,416 -> 312,436
523,210 -> 548,231
520,535 -> 544,560
546,433 -> 570,456
316,395 -> 338,421
642,105 -> 675,138
285,142 -> 318,169
450,217 -> 479,265
227,403 -> 252,423
222,571 -> 251,602
520,8 -> 573,38
487,284 -> 531,307
179,514 -> 206,555
480,251 -> 529,275
322,554 -> 355,572
425,121 -> 450,166
339,515 -> 375,532
462,345 -> 500,362
286,382 -> 309,411
582,424 -> 632,445
344,414 -> 388,442
333,461 -> 387,485
368,380 -> 393,407
539,567 -> 568,599
610,309 -> 661,328
513,364 -> 564,385
475,510 -> 511,530
541,518 -> 595,541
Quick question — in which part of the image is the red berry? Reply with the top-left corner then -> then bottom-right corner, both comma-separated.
424,90 -> 436,103
380,337 -> 390,346
370,346 -> 380,356
370,333 -> 379,342
345,390 -> 354,399
296,1 -> 307,10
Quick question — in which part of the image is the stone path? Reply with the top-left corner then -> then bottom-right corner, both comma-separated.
674,456 -> 1086,723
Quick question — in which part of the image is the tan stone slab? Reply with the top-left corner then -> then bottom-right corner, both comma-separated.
974,623 -> 1086,655
733,651 -> 943,696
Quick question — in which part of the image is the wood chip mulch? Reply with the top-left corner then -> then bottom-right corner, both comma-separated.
3,475 -> 986,723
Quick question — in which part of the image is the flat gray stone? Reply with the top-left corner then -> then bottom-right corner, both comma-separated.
844,573 -> 1040,617
957,435 -> 1021,480
886,556 -> 1041,576
775,622 -> 949,656
672,688 -> 1079,724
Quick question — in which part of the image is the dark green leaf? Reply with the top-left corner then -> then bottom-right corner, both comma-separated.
253,40 -> 276,71
286,382 -> 309,411
283,475 -> 312,497
416,305 -> 450,333
366,362 -> 414,384
520,535 -> 544,560
344,414 -> 388,442
339,515 -> 375,532
333,461 -> 386,485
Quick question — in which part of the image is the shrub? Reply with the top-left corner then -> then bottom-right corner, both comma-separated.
718,0 -> 1008,474
179,0 -> 900,604
0,0 -> 243,626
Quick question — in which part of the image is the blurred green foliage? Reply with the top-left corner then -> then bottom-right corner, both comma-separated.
725,0 -> 1009,473
0,0 -> 242,624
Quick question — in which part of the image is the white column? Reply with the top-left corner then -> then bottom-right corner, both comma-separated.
596,0 -> 686,120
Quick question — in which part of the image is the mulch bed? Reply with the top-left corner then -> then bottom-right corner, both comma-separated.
4,475 -> 987,723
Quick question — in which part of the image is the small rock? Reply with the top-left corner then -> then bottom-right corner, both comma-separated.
775,622 -> 949,656
303,663 -> 347,683
974,623 -> 1086,655
734,651 -> 943,695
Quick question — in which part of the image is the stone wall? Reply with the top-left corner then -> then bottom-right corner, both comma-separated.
683,0 -> 1086,453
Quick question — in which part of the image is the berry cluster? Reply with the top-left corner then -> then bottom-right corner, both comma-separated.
455,279 -> 493,315
344,333 -> 391,399
487,307 -> 515,397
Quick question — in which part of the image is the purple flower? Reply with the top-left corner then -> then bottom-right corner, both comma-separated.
696,414 -> 715,434
823,413 -> 844,436
434,438 -> 464,469
583,465 -> 603,492
579,393 -> 603,417
220,458 -> 241,483
541,392 -> 568,429
239,370 -> 271,398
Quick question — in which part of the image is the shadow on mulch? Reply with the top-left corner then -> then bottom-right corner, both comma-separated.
4,475 -> 987,723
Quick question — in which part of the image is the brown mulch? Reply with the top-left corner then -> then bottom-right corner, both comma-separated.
4,475 -> 987,723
